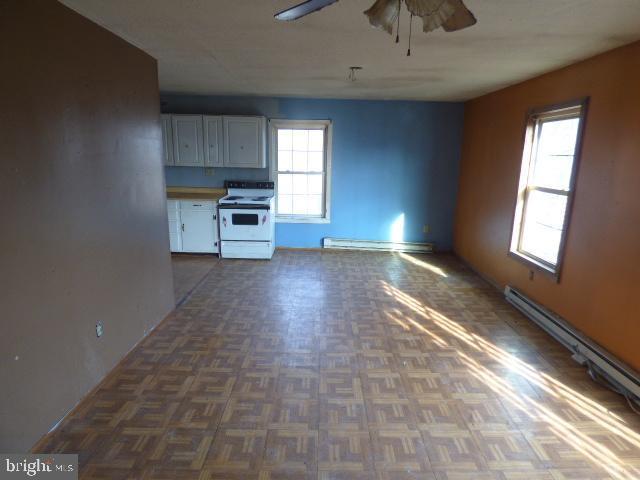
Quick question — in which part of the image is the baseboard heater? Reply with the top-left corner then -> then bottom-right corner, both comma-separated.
323,238 -> 433,253
505,285 -> 640,401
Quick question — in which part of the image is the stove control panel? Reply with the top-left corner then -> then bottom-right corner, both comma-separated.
225,180 -> 274,189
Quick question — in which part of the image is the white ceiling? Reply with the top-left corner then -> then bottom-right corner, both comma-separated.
61,0 -> 640,101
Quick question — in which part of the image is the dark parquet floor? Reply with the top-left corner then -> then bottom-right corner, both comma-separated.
36,250 -> 640,479
171,254 -> 218,304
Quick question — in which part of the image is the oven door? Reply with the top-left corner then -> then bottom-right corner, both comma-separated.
218,205 -> 272,241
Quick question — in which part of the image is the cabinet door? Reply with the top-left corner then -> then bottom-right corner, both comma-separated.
161,114 -> 174,166
203,116 -> 224,167
167,200 -> 182,252
223,116 -> 266,168
172,115 -> 204,167
181,209 -> 217,253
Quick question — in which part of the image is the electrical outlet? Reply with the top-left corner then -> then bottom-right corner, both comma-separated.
96,321 -> 104,338
204,167 -> 215,176
422,225 -> 430,234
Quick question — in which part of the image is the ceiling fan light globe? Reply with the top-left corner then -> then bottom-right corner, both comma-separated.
403,0 -> 456,32
404,0 -> 453,18
363,0 -> 400,35
441,0 -> 477,31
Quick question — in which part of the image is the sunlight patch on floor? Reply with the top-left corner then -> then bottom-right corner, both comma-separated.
381,279 -> 640,478
397,252 -> 448,277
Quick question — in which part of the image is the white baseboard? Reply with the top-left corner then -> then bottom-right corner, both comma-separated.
323,238 -> 433,253
505,285 -> 640,400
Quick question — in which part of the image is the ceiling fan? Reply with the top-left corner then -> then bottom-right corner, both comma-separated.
274,0 -> 477,34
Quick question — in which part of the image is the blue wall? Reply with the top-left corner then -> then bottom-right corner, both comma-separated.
162,95 -> 464,250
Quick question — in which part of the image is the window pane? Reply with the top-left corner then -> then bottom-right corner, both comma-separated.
278,174 -> 293,194
292,174 -> 308,195
538,118 -> 579,156
308,130 -> 324,151
274,123 -> 330,220
308,174 -> 323,195
532,153 -> 573,191
308,194 -> 323,215
292,130 -> 308,151
532,117 -> 579,190
520,190 -> 568,265
308,151 -> 323,172
292,194 -> 308,214
278,150 -> 292,171
278,194 -> 293,214
278,129 -> 293,151
292,151 -> 307,171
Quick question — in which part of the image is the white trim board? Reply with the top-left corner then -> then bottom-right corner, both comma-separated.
323,238 -> 433,253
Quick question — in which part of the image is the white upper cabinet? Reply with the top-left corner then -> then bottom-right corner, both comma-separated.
223,116 -> 266,168
203,115 -> 224,167
161,114 -> 174,166
171,115 -> 205,167
164,114 -> 266,169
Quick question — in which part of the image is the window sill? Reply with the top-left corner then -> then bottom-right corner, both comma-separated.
508,250 -> 560,281
276,216 -> 330,224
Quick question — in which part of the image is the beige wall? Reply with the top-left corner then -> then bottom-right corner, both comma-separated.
454,41 -> 640,370
0,0 -> 174,450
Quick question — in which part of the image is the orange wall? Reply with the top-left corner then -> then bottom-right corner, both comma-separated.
454,41 -> 640,370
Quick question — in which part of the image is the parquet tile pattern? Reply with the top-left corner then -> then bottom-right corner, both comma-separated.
36,251 -> 640,479
171,253 -> 218,304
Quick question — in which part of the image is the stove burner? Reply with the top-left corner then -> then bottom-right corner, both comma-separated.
251,196 -> 269,201
225,196 -> 244,201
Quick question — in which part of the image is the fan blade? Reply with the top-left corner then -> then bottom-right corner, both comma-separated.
442,0 -> 477,31
274,0 -> 339,21
364,0 -> 400,35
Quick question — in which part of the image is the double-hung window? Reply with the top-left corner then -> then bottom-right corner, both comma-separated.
270,120 -> 332,223
510,99 -> 588,277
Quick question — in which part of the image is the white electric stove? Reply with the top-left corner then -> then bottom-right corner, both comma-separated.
218,181 -> 275,259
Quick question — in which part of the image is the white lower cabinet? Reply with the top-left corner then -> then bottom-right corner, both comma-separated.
167,199 -> 219,254
167,200 -> 182,252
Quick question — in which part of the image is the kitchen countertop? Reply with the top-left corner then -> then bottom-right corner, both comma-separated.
166,186 -> 226,200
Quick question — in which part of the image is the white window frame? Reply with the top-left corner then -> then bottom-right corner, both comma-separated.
509,98 -> 588,279
269,119 -> 332,224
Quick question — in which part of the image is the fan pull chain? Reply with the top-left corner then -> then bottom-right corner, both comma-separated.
407,12 -> 413,56
395,0 -> 401,43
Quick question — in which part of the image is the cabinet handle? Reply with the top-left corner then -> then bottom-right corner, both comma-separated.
181,223 -> 185,232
